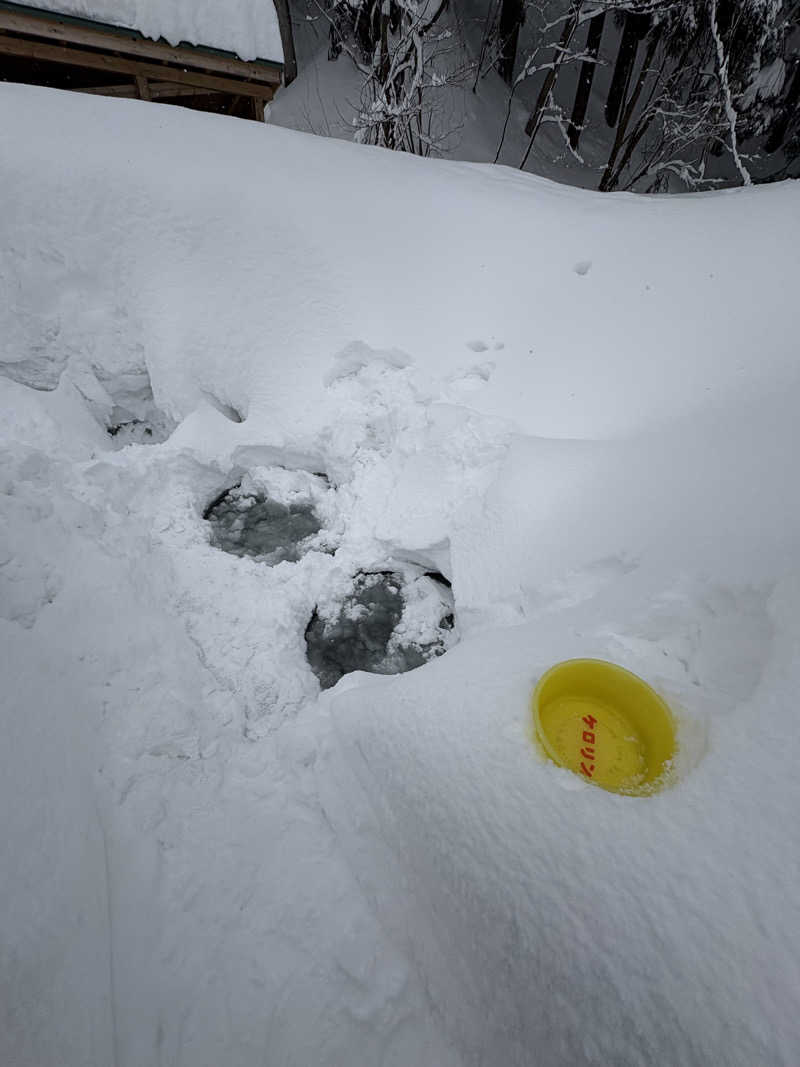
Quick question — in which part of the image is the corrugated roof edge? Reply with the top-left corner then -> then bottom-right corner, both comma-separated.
0,0 -> 284,71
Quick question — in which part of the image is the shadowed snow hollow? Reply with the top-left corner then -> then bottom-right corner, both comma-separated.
206,482 -> 323,564
306,570 -> 455,689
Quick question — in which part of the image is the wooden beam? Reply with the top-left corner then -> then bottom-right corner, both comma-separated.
73,81 -> 224,100
0,33 -> 277,99
142,81 -> 215,100
0,7 -> 281,86
272,0 -> 296,86
135,74 -> 150,100
72,81 -> 138,97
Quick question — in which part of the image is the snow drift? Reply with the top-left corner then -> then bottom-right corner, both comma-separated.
1,81 -> 799,1067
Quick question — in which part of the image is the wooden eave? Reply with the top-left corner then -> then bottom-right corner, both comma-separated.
0,0 -> 284,100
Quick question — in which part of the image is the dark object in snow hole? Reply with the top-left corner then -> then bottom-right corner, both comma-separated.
424,570 -> 452,590
107,419 -> 155,443
305,571 -> 453,691
206,486 -> 322,564
203,483 -> 241,520
105,389 -> 174,447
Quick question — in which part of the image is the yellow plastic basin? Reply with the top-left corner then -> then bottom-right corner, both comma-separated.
532,659 -> 676,795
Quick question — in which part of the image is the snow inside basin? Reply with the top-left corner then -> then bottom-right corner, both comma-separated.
533,659 -> 677,795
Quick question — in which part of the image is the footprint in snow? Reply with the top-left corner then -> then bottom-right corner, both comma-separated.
449,362 -> 495,391
466,339 -> 489,352
574,260 -> 592,277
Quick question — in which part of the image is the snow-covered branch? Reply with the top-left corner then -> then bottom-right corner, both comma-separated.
708,0 -> 753,184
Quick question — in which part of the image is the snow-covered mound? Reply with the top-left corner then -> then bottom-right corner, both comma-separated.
1,82 -> 799,1067
31,0 -> 283,62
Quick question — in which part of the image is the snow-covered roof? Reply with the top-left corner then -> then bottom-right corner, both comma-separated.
28,0 -> 284,63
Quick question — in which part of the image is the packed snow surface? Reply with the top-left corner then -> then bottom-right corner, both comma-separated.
1,82 -> 800,1067
30,0 -> 283,62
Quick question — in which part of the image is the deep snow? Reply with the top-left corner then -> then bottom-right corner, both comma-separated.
1,81 -> 800,1067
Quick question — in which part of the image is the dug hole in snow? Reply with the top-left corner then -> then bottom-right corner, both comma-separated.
1,82 -> 799,1067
